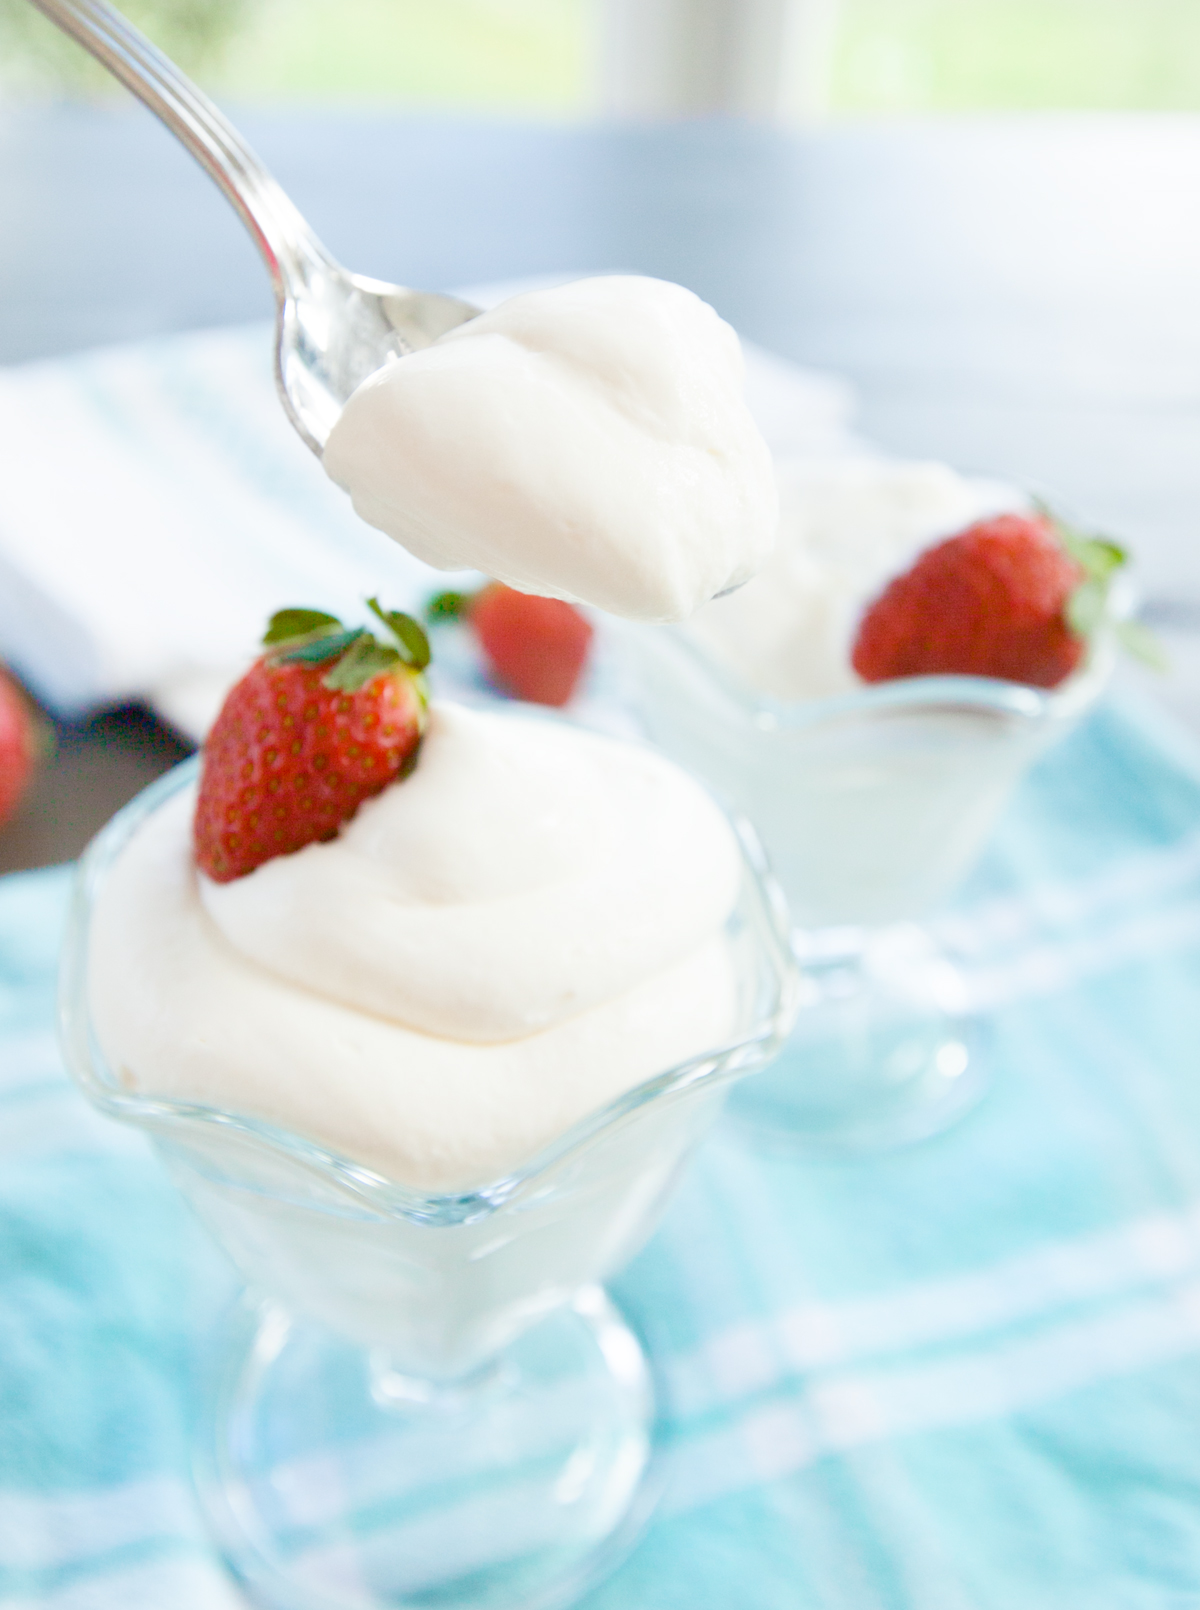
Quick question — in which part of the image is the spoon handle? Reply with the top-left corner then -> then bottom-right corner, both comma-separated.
28,0 -> 337,303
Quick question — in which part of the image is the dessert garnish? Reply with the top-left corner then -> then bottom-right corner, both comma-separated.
193,601 -> 430,882
852,509 -> 1154,688
428,584 -> 594,707
0,665 -> 47,828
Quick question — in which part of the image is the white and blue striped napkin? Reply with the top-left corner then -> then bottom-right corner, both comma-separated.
3,690 -> 1200,1607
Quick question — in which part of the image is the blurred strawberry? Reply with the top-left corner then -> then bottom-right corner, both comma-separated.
428,583 -> 594,707
0,667 -> 45,828
852,511 -> 1127,689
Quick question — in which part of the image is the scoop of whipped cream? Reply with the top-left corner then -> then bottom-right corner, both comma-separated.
686,456 -> 1025,701
321,276 -> 778,622
88,703 -> 743,1190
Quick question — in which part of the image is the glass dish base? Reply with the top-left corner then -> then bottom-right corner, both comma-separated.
194,1287 -> 659,1610
723,925 -> 989,1156
724,1018 -> 987,1155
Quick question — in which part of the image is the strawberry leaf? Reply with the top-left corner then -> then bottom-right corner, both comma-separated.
1048,508 -> 1164,673
391,614 -> 431,670
263,608 -> 343,646
425,590 -> 473,621
275,627 -> 364,666
322,634 -> 402,692
1035,501 -> 1128,584
1042,505 -> 1142,657
1059,529 -> 1127,583
366,597 -> 431,670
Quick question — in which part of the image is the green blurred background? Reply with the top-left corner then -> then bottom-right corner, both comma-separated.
1,0 -> 1198,113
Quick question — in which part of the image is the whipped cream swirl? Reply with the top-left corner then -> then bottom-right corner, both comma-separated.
88,704 -> 743,1190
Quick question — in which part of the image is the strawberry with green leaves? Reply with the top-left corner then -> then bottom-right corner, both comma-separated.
194,600 -> 430,883
852,509 -> 1157,689
427,582 -> 594,707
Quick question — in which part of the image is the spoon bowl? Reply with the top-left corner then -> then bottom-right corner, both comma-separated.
30,0 -> 480,454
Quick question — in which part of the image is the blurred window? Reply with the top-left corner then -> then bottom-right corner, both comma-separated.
831,0 -> 1200,114
209,0 -> 592,111
0,0 -> 594,110
1,0 -> 1196,116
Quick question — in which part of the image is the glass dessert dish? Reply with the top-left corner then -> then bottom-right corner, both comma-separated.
621,625 -> 1111,1153
59,758 -> 795,1610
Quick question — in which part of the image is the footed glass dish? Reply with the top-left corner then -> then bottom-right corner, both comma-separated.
621,625 -> 1111,1153
59,758 -> 795,1610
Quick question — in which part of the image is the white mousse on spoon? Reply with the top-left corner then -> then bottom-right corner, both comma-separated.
322,276 -> 778,621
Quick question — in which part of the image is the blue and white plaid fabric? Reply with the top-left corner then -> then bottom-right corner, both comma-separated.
3,693 -> 1200,1609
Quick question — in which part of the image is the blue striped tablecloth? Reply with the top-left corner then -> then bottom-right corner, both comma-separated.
2,690 -> 1199,1609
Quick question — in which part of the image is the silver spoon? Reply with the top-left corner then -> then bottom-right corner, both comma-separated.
29,0 -> 480,456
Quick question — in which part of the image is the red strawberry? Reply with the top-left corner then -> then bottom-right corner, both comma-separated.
852,512 -> 1093,689
0,667 -> 43,828
472,585 -> 593,707
194,601 -> 430,883
429,583 -> 594,707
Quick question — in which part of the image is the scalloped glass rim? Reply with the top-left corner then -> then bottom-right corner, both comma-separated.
59,755 -> 797,1228
637,621 -> 1116,734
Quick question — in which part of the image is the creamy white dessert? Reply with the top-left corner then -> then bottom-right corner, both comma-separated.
687,456 -> 1022,700
87,702 -> 743,1192
322,276 -> 778,621
623,456 -> 1102,930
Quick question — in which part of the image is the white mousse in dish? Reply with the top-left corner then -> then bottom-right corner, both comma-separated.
87,703 -> 743,1191
322,276 -> 778,621
687,456 -> 1022,700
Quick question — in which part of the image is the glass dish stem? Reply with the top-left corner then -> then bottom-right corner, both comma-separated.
726,920 -> 982,1153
